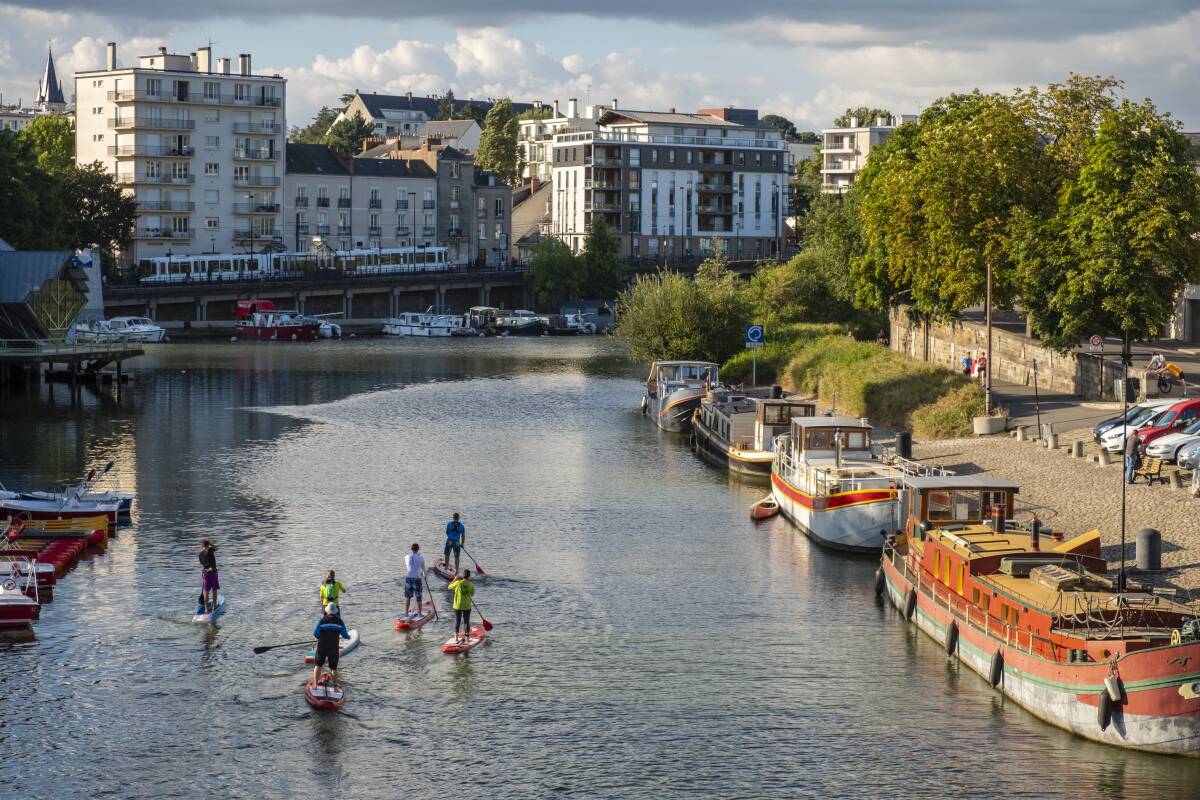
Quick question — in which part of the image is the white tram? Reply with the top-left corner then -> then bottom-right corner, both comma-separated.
138,246 -> 453,284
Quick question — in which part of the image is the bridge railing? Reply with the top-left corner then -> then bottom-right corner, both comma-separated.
105,262 -> 528,290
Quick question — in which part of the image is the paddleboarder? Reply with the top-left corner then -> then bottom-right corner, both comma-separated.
311,603 -> 351,687
448,569 -> 476,644
404,543 -> 426,617
320,570 -> 346,609
198,539 -> 219,612
444,512 -> 466,574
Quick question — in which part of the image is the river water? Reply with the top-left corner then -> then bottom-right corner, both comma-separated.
2,338 -> 1198,799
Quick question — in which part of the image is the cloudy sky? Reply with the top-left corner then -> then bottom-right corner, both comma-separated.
3,2 -> 1200,131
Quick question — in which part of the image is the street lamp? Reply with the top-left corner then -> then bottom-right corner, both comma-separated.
245,192 -> 255,259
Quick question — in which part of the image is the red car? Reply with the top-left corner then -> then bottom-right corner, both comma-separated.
1136,398 -> 1200,448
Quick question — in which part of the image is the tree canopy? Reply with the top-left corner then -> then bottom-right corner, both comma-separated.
762,114 -> 797,139
834,107 -> 892,127
290,106 -> 340,143
18,114 -> 74,173
324,111 -> 375,156
528,237 -> 583,308
475,99 -> 521,185
580,217 -> 624,299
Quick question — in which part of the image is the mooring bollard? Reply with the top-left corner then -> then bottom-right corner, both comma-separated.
1048,432 -> 1059,450
1097,449 -> 1110,466
1016,426 -> 1027,442
1170,471 -> 1183,489
1072,440 -> 1084,458
1137,528 -> 1162,571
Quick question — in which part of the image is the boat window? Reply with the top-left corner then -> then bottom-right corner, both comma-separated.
927,490 -> 982,521
844,430 -> 866,449
957,563 -> 965,594
762,405 -> 788,426
806,429 -> 835,449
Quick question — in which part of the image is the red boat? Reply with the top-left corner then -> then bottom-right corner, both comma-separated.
234,300 -> 319,342
0,561 -> 40,627
881,474 -> 1200,756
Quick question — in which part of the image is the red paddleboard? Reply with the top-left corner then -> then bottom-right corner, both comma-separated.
394,603 -> 435,630
442,624 -> 486,654
304,678 -> 346,710
432,559 -> 457,581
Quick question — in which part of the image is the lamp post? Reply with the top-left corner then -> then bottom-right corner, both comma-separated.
245,192 -> 255,259
409,191 -> 416,256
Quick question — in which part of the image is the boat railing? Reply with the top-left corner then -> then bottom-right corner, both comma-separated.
879,449 -> 952,478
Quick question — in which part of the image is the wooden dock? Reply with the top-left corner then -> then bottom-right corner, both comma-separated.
0,339 -> 144,385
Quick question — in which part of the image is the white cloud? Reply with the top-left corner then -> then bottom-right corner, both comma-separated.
561,53 -> 584,74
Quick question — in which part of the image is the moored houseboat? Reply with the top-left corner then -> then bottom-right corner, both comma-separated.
771,416 -> 936,551
881,475 -> 1200,756
382,307 -> 465,337
642,361 -> 719,434
233,300 -> 320,341
693,392 -> 816,479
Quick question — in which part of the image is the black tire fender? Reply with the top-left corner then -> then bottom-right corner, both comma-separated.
989,651 -> 1004,688
903,589 -> 917,620
945,621 -> 959,655
874,567 -> 885,597
1098,691 -> 1112,731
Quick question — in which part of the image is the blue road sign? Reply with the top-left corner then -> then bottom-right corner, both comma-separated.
745,323 -> 765,349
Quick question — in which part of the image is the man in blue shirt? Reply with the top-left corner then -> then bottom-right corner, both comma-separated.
312,603 -> 350,687
444,512 -> 466,574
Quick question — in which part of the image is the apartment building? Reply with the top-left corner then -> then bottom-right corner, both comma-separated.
548,106 -> 789,261
519,98 -> 609,182
819,114 -> 914,193
75,43 -> 285,264
333,91 -> 540,138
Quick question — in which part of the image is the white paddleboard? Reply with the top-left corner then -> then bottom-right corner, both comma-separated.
192,594 -> 226,623
305,628 -> 360,663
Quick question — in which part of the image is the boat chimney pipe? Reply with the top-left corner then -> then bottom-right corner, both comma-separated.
1030,515 -> 1041,552
835,430 -> 843,469
990,503 -> 1007,534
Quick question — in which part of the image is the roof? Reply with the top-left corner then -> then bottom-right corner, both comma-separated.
354,92 -> 539,120
903,475 -> 1020,491
474,169 -> 509,188
791,415 -> 870,429
349,157 -> 437,179
597,109 -> 759,129
653,360 -> 719,367
420,119 -> 477,138
0,249 -> 75,303
38,47 -> 65,106
285,143 -> 349,176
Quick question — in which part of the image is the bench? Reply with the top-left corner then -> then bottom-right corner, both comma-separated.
1133,457 -> 1165,485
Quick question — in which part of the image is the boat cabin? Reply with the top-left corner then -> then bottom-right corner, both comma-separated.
646,361 -> 718,400
902,475 -> 1019,534
788,415 -> 874,460
755,399 -> 815,451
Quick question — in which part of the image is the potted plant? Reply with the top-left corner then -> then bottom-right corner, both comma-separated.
973,405 -> 1008,436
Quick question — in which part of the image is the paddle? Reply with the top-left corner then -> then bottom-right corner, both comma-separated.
461,546 -> 485,576
253,639 -> 312,655
472,601 -> 494,632
424,572 -> 439,621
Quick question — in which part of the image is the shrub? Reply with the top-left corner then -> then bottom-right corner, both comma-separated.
912,383 -> 987,438
720,322 -> 852,384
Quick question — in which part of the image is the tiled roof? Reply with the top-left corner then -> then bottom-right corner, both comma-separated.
598,109 -> 750,128
356,92 -> 539,120
285,143 -> 349,175
350,157 -> 437,179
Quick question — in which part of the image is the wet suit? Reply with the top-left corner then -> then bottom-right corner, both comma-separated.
313,613 -> 350,670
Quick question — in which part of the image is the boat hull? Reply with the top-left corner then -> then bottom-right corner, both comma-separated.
496,320 -> 544,336
234,323 -> 319,341
1,501 -> 119,525
882,552 -> 1200,756
770,470 -> 896,553
648,387 -> 704,433
692,415 -> 772,478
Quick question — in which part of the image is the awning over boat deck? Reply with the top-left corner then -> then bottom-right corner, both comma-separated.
903,475 -> 1021,492
790,415 -> 869,429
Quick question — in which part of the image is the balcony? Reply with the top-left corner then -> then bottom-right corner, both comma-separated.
294,196 -> 309,207
296,224 -> 310,235
368,226 -> 383,237
232,202 -> 280,214
108,117 -> 196,130
134,228 -> 194,240
395,227 -> 411,237
337,226 -> 352,236
136,200 -> 195,212
422,200 -> 436,210
316,197 -> 330,207
422,226 -> 436,237
337,198 -> 352,209
823,141 -> 856,154
585,201 -> 622,212
232,122 -> 282,135
449,200 -> 460,210
697,182 -> 732,192
117,173 -> 195,185
233,176 -> 281,188
395,200 -> 410,210
368,199 -> 382,209
447,228 -> 463,239
232,229 -> 278,241
697,204 -> 732,214
316,225 -> 331,235
821,161 -> 857,173
106,90 -> 282,108
107,145 -> 195,158
233,147 -> 278,161
494,209 -> 505,220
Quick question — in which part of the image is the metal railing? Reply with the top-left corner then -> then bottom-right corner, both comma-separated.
422,200 -> 436,209
558,129 -> 785,150
368,226 -> 382,236
294,197 -> 309,207
232,229 -> 278,240
136,200 -> 195,212
108,117 -> 195,130
337,226 -> 352,236
316,197 -> 330,207
395,200 -> 409,210
232,122 -> 281,134
233,148 -> 277,160
233,176 -> 281,187
422,226 -> 436,237
107,145 -> 195,157
117,173 -> 194,185
337,198 -> 352,208
395,227 -> 411,237
231,203 -> 280,214
135,229 -> 194,239
106,90 -> 281,107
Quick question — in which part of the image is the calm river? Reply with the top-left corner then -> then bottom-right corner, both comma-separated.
2,338 -> 1197,799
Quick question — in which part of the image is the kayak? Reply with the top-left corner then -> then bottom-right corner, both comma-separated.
431,559 -> 457,581
304,628 -> 360,664
303,678 -> 346,711
192,595 -> 226,623
394,603 -> 435,631
442,624 -> 486,654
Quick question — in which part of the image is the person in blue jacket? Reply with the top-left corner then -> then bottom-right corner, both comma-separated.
444,512 -> 466,573
311,603 -> 350,687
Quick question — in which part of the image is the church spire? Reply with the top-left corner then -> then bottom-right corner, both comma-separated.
36,45 -> 66,112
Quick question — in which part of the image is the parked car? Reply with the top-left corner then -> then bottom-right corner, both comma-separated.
1144,418 -> 1200,463
1092,400 -> 1175,442
1100,402 -> 1179,452
1179,440 -> 1200,470
1135,398 -> 1200,449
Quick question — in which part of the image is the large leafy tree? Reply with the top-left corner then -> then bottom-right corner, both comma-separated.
476,99 -> 521,185
324,111 -> 375,156
290,106 -> 340,143
59,163 -> 137,261
1014,100 -> 1200,349
834,107 -> 892,127
436,90 -> 456,121
762,114 -> 797,139
528,237 -> 583,308
19,114 -> 74,173
581,216 -> 624,299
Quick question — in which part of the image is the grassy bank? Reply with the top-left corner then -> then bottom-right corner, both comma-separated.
722,333 -> 984,438
721,323 -> 850,385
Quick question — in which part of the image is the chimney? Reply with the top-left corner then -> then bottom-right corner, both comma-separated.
197,46 -> 211,73
190,52 -> 197,70
568,98 -> 578,117
876,115 -> 886,127
105,42 -> 117,70
553,99 -> 560,116
668,107 -> 675,114
849,116 -> 859,128
158,46 -> 167,56
612,98 -> 618,110
406,91 -> 412,102
217,57 -> 230,75
238,53 -> 251,76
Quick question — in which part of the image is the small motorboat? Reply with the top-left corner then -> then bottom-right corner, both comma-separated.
304,628 -> 360,664
0,496 -> 120,525
442,624 -> 486,654
304,678 -> 347,711
394,603 -> 435,630
750,496 -> 780,520
0,562 -> 40,628
233,300 -> 320,342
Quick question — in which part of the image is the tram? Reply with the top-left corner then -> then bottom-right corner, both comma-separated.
138,245 -> 453,284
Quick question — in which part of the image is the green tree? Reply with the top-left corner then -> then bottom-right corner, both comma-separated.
324,111 -> 375,156
528,237 -> 582,308
0,130 -> 62,248
1014,100 -> 1200,349
19,114 -> 74,173
476,98 -> 520,185
788,152 -> 823,226
834,107 -> 892,127
762,114 -> 797,139
580,216 -> 624,298
59,162 -> 137,262
290,106 -> 340,143
518,108 -> 553,121
794,131 -> 820,144
436,90 -> 456,120
459,103 -> 486,125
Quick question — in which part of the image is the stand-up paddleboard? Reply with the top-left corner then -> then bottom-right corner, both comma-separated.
442,624 -> 486,654
304,628 -> 360,664
394,603 -> 435,630
192,595 -> 226,623
432,559 -> 457,581
303,678 -> 346,711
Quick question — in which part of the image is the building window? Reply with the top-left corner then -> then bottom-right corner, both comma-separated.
687,151 -> 693,164
369,212 -> 379,227
204,109 -> 219,123
205,136 -> 219,149
477,196 -> 485,214
205,217 -> 219,230
629,149 -> 640,166
494,223 -> 502,242
494,198 -> 504,217
296,211 -> 306,226
295,185 -> 307,199
450,213 -> 460,230
171,217 -> 189,234
146,161 -> 162,178
146,78 -> 161,97
317,186 -> 328,199
339,187 -> 350,200
451,186 -> 459,201
755,153 -> 762,166
204,82 -> 220,100
234,165 -> 249,181
234,84 -> 249,102
423,189 -> 433,206
205,189 -> 219,203
668,150 -> 676,163
478,222 -> 486,240
449,161 -> 460,178
651,149 -> 658,163
204,163 -> 219,176
424,213 -> 433,228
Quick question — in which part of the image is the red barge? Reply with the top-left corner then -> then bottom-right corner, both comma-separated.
234,300 -> 319,341
880,475 -> 1200,756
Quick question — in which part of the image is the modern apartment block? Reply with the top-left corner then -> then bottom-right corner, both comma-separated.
548,106 -> 789,261
74,43 -> 285,264
819,114 -> 914,193
519,98 -> 609,182
333,91 -> 540,138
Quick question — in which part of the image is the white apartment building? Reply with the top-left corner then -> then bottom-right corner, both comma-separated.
520,98 -> 610,182
74,43 -> 285,265
549,107 -> 789,261
820,114 -> 915,193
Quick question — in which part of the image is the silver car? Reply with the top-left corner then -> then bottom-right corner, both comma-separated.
1179,440 -> 1200,470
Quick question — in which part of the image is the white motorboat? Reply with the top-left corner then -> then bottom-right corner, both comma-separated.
382,307 -> 466,337
108,317 -> 168,343
74,319 -> 124,343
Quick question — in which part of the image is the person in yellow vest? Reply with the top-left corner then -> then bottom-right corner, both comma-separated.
320,570 -> 346,609
447,569 -> 476,643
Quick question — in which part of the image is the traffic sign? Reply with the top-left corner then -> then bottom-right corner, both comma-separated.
1089,334 -> 1103,353
745,323 -> 765,349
